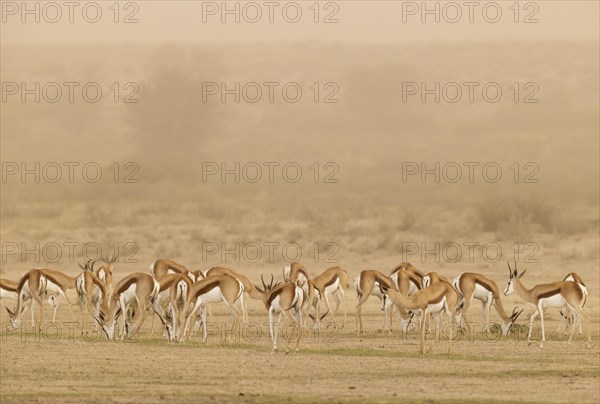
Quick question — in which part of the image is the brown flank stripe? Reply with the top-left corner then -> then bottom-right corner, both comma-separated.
116,275 -> 140,296
193,277 -> 221,298
474,278 -> 497,297
538,288 -> 561,300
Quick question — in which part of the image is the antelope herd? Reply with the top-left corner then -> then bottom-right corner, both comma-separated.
0,258 -> 592,355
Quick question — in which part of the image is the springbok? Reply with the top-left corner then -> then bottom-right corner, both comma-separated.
453,272 -> 522,335
504,261 -> 591,348
379,280 -> 463,354
94,272 -> 171,341
76,260 -> 109,335
255,274 -> 304,355
6,268 -> 79,331
182,274 -> 244,342
306,266 -> 349,329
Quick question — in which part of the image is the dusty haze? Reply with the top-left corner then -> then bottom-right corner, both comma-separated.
1,1 -> 599,403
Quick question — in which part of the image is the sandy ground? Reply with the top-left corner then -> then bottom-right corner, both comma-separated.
0,289 -> 598,404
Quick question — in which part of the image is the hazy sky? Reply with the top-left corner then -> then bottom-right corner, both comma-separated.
2,1 -> 598,44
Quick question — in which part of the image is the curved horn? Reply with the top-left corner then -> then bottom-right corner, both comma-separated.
507,260 -> 513,278
79,262 -> 86,271
514,308 -> 524,321
269,274 -> 274,290
510,307 -> 523,321
261,274 -> 267,291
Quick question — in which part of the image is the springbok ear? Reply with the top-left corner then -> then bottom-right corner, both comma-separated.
517,269 -> 527,279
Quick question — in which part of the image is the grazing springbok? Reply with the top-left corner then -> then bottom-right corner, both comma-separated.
453,272 -> 522,335
379,279 -> 463,354
150,259 -> 196,281
6,268 -> 79,331
391,262 -> 424,282
76,260 -> 109,335
94,272 -> 171,341
1,277 -> 61,328
306,266 -> 349,329
255,274 -> 305,355
283,262 -> 310,284
354,269 -> 397,335
165,273 -> 194,342
95,255 -> 117,299
422,272 -> 449,288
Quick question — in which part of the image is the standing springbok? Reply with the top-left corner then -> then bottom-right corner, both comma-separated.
182,274 -> 244,342
557,272 -> 587,335
453,272 -> 522,335
504,261 -> 591,348
204,267 -> 263,323
255,274 -> 305,355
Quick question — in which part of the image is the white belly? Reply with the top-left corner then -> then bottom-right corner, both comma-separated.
198,286 -> 223,307
44,278 -> 63,295
473,284 -> 492,302
121,283 -> 137,304
0,288 -> 18,300
325,278 -> 340,295
408,281 -> 419,296
427,297 -> 446,314
539,294 -> 567,309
